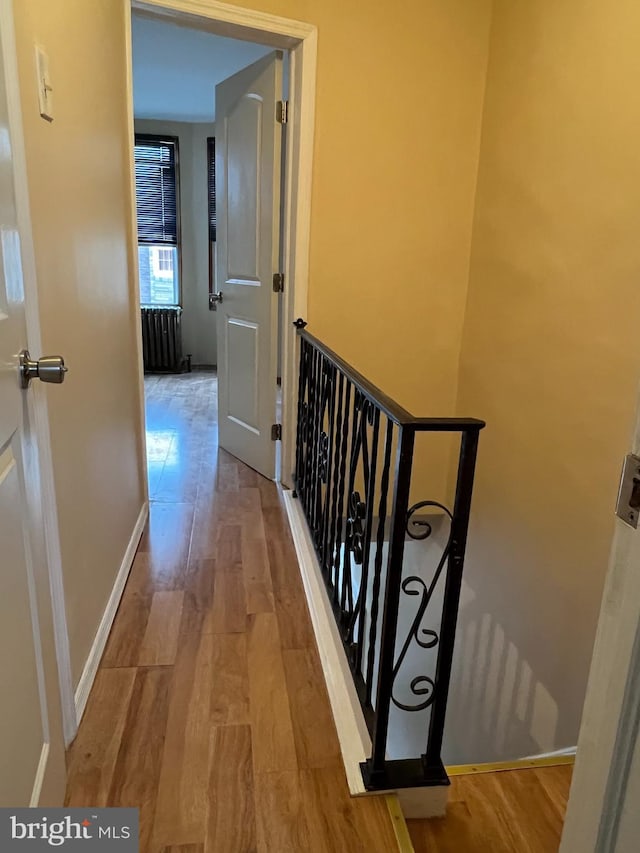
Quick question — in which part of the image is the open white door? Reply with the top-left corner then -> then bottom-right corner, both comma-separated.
561,423 -> 640,851
215,52 -> 283,480
0,2 -> 66,805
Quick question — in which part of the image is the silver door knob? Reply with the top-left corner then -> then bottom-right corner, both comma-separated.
209,291 -> 223,309
19,349 -> 68,389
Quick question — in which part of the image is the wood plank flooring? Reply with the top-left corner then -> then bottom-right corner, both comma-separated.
66,373 -> 573,852
65,373 -> 398,853
408,764 -> 573,852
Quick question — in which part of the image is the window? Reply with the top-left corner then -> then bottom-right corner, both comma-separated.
207,137 -> 216,298
134,135 -> 180,306
156,248 -> 174,272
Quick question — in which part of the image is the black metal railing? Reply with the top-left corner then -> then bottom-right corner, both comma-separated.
292,325 -> 485,791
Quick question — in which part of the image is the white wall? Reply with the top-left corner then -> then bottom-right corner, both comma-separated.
135,118 -> 217,366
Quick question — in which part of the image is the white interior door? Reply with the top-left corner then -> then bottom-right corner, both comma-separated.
0,4 -> 66,805
561,440 -> 640,851
215,51 -> 283,479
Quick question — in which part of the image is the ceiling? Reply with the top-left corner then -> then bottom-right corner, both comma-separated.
131,14 -> 272,123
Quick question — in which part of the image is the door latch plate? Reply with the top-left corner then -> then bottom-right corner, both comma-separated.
615,453 -> 640,528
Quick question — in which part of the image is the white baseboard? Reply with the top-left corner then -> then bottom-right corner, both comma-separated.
283,491 -> 448,818
73,502 -> 148,730
524,746 -> 577,760
283,491 -> 370,794
29,743 -> 49,807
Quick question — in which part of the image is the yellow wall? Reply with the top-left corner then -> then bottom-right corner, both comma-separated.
237,0 -> 492,406
14,0 -> 145,687
221,0 -> 494,499
451,0 -> 640,760
11,0 -> 493,691
18,0 -> 635,765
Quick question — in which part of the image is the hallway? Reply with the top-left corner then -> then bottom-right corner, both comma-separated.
64,373 -> 574,852
64,372 -> 399,852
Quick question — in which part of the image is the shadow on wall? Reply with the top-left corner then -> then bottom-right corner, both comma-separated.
382,518 -> 568,766
328,486 -> 573,766
443,579 -> 563,765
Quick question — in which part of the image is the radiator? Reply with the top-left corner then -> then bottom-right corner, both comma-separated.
141,307 -> 185,373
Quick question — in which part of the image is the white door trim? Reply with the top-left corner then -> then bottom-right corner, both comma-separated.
128,0 -> 317,487
0,0 -> 76,746
123,2 -> 150,509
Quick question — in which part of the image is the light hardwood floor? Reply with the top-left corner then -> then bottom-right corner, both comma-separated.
66,373 -> 573,852
65,372 -> 399,853
408,764 -> 573,852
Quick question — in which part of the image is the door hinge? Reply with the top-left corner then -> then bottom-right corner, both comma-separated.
271,423 -> 282,441
616,453 -> 640,528
272,272 -> 284,293
276,100 -> 288,124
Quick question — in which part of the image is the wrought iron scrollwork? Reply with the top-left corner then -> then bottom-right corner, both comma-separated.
391,501 -> 453,713
293,329 -> 484,791
299,402 -> 308,441
346,491 -> 366,565
342,396 -> 376,621
319,431 -> 329,483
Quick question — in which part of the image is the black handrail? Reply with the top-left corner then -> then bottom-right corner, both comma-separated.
293,327 -> 485,791
300,330 -> 485,431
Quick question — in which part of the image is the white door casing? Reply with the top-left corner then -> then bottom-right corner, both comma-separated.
128,1 -> 318,489
0,0 -> 66,806
215,51 -> 283,480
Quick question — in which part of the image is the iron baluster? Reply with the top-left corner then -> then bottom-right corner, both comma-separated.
313,355 -> 330,542
326,372 -> 345,592
306,347 -> 319,530
341,390 -> 363,620
364,425 -> 415,788
300,340 -> 315,515
366,418 -> 394,705
425,429 -> 481,767
294,338 -> 309,494
345,399 -> 372,648
292,328 -> 484,792
354,406 -> 380,675
319,363 -> 335,568
333,380 -> 352,602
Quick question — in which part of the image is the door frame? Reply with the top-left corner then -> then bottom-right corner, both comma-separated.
0,0 -> 76,748
126,0 -> 317,486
